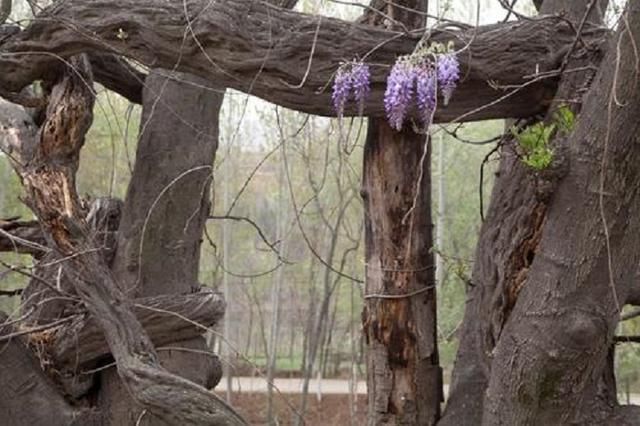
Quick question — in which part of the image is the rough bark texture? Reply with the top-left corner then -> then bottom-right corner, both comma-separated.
0,0 -> 606,122
88,53 -> 145,104
440,1 -> 610,424
361,122 -> 441,425
0,313 -> 88,426
360,2 -> 441,424
111,71 -> 221,297
99,70 -> 225,426
1,56 -> 245,425
20,197 -> 122,326
51,290 -> 225,370
484,1 -> 640,423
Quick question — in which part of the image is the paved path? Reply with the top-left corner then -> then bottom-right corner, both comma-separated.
218,377 -> 640,404
217,376 -> 369,395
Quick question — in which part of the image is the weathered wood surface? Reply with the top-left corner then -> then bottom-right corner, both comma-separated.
1,55 -> 246,424
88,53 -> 145,104
100,69 -> 225,425
360,1 -> 441,424
52,291 -> 225,370
441,2 -> 611,424
0,0 -> 607,122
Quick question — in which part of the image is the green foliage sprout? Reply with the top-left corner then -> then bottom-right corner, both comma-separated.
511,105 -> 575,170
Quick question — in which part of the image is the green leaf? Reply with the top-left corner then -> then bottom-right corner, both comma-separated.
512,122 -> 555,170
554,105 -> 575,135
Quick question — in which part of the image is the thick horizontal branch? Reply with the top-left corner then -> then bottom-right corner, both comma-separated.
0,0 -> 606,122
89,53 -> 145,104
52,290 -> 225,370
0,218 -> 48,256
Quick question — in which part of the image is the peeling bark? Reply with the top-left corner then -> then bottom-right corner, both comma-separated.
362,122 -> 440,425
0,0 -> 607,121
360,2 -> 441,424
19,197 -> 122,326
2,56 -> 245,425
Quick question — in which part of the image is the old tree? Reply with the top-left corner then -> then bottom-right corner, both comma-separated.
1,0 -> 640,424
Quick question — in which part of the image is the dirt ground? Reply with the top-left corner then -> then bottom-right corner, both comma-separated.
215,392 -> 367,425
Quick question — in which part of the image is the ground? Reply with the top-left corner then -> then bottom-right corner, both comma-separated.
215,392 -> 367,425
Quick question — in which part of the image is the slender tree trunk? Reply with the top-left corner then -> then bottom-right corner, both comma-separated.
436,133 -> 446,287
222,136 -> 233,404
0,0 -> 10,26
266,149 -> 289,425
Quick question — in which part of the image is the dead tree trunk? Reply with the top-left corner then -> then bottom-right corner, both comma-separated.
360,4 -> 440,424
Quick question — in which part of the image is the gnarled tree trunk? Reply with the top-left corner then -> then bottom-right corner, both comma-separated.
96,70 -> 224,425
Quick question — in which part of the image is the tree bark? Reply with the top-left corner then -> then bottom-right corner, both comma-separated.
52,291 -> 225,371
0,218 -> 47,256
360,2 -> 441,424
441,1 -> 612,424
0,0 -> 607,121
0,313 -> 88,426
484,1 -> 640,422
98,69 -> 225,426
362,121 -> 441,425
1,56 -> 246,425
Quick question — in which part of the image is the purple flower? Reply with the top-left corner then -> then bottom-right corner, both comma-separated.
332,68 -> 352,118
436,53 -> 460,105
416,66 -> 436,124
384,62 -> 416,131
332,62 -> 371,118
350,63 -> 371,114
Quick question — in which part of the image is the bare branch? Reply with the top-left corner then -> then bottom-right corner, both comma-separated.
0,219 -> 48,255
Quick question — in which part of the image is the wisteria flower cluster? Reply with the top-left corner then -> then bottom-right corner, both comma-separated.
332,61 -> 371,118
384,49 -> 460,131
331,45 -> 460,131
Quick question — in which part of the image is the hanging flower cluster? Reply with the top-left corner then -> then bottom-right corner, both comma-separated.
436,53 -> 461,106
331,62 -> 371,118
384,46 -> 460,131
331,43 -> 460,132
